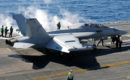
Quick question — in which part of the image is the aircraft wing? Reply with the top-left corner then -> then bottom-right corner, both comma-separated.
46,34 -> 94,53
49,32 -> 96,39
72,32 -> 96,39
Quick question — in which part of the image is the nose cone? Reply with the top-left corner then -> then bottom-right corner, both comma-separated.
112,28 -> 127,35
119,30 -> 127,35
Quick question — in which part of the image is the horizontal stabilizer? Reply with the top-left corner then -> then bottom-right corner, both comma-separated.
13,42 -> 34,48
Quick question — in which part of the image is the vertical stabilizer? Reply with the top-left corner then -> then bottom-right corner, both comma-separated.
12,14 -> 26,36
26,18 -> 50,45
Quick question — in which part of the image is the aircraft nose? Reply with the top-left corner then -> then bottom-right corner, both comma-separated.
119,30 -> 127,35
112,28 -> 127,35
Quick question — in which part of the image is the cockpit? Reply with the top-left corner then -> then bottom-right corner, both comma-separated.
81,23 -> 108,28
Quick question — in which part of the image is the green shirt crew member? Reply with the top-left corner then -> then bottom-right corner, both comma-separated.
57,22 -> 61,30
67,70 -> 74,80
1,26 -> 4,37
5,27 -> 8,37
9,26 -> 13,37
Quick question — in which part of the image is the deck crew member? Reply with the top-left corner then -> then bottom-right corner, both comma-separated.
67,70 -> 74,80
111,36 -> 116,44
115,36 -> 119,48
9,26 -> 13,37
97,37 -> 104,46
115,35 -> 122,48
5,27 -> 8,37
1,25 -> 4,37
57,22 -> 61,30
119,35 -> 122,48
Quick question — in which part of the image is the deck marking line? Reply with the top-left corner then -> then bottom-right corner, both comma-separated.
101,61 -> 130,67
0,72 -> 5,75
0,48 -> 11,51
33,60 -> 130,80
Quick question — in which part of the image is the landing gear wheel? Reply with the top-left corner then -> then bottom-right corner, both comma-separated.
44,48 -> 51,54
93,44 -> 97,51
60,52 -> 64,56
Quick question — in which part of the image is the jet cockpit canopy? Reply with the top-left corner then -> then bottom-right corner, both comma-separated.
81,23 -> 108,28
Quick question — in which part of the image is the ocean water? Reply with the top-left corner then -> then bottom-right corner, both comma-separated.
0,0 -> 130,29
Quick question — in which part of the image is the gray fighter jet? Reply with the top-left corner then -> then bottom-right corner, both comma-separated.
11,14 -> 127,53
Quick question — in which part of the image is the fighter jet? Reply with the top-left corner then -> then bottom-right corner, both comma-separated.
10,14 -> 127,53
